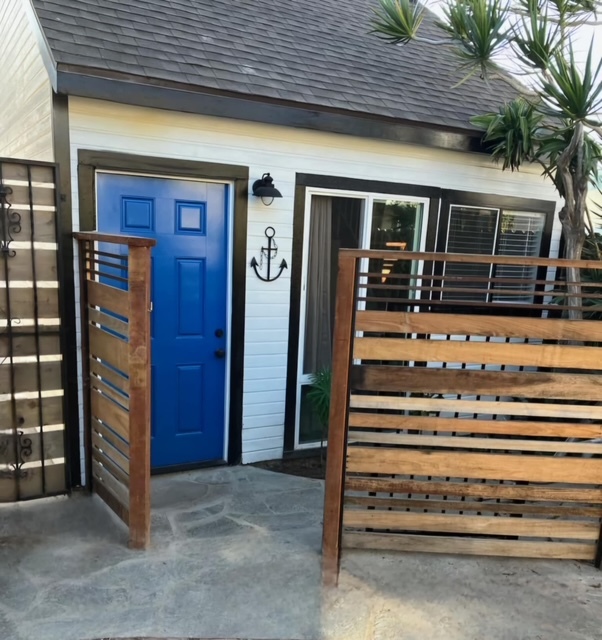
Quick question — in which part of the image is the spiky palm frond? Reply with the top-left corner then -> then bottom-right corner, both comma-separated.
371,0 -> 425,44
439,0 -> 509,77
539,43 -> 602,121
306,368 -> 332,429
511,0 -> 561,71
471,97 -> 544,170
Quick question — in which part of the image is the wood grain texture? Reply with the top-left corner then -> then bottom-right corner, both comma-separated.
0,287 -> 59,319
345,476 -> 602,503
349,395 -> 602,420
126,245 -> 152,550
323,254 -> 357,587
90,358 -> 129,395
351,365 -> 602,401
92,459 -> 128,508
343,248 -> 602,269
87,280 -> 129,318
89,307 -> 129,338
343,510 -> 600,539
348,431 -> 602,454
354,337 -> 601,371
356,311 -> 602,342
0,361 -> 63,394
91,389 -> 129,442
344,496 -> 602,518
0,395 -> 63,430
346,447 -> 602,484
347,413 -> 602,438
74,232 -> 156,247
88,325 -> 129,373
342,532 -> 596,560
92,428 -> 130,474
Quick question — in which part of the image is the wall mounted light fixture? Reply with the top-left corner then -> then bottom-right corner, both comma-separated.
252,173 -> 282,206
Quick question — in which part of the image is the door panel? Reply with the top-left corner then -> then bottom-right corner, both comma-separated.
97,173 -> 228,468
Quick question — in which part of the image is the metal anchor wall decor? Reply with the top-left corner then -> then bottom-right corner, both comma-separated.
251,226 -> 288,282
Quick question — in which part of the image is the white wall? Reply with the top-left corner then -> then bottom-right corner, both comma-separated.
68,97 -> 561,464
0,0 -> 53,161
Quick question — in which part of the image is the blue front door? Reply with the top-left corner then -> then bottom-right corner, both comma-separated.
97,173 -> 228,469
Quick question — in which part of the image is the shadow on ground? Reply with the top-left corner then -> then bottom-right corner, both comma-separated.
1,466 -> 602,640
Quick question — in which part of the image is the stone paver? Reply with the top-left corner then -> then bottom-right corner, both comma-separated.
1,466 -> 602,640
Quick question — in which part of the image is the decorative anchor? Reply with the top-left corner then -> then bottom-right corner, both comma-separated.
251,226 -> 287,283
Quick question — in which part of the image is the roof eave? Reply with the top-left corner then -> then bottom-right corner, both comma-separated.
56,66 -> 487,154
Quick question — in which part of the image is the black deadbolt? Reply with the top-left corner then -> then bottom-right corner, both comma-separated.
215,349 -> 226,359
215,329 -> 224,338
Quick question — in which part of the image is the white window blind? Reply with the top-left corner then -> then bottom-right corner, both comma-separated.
443,206 -> 546,303
443,206 -> 499,302
492,211 -> 545,302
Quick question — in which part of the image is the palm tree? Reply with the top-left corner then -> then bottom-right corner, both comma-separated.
372,0 -> 602,317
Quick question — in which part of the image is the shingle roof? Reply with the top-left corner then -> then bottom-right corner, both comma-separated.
32,0 -> 518,132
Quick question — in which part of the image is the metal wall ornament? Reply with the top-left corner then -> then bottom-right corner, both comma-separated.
250,226 -> 288,282
0,184 -> 21,256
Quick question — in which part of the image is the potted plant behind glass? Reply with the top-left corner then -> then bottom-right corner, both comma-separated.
307,368 -> 332,464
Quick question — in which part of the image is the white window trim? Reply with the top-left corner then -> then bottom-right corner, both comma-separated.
294,187 -> 430,450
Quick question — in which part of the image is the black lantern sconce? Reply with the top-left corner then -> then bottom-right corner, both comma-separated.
252,173 -> 282,206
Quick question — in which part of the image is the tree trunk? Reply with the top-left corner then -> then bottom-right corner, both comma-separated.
562,218 -> 585,321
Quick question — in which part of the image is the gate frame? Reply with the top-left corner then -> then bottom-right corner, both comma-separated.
323,249 -> 602,586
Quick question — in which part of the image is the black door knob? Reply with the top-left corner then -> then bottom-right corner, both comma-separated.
215,329 -> 224,338
215,349 -> 226,359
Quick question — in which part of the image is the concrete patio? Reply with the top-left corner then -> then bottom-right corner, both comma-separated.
1,466 -> 602,640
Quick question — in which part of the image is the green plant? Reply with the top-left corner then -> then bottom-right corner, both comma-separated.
306,368 -> 333,460
372,0 -> 602,319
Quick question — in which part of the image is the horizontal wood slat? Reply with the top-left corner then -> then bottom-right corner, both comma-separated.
92,459 -> 128,508
91,390 -> 129,442
347,413 -> 602,438
0,287 -> 59,319
91,417 -> 129,458
90,358 -> 129,395
347,447 -> 602,484
0,249 -> 57,282
346,248 -> 602,269
343,510 -> 600,539
90,375 -> 129,410
0,361 -> 63,394
345,477 -> 602,503
342,533 -> 596,560
92,429 -> 130,475
94,481 -> 129,526
88,325 -> 129,373
348,431 -> 602,454
349,395 -> 602,420
356,311 -> 602,342
92,448 -> 129,487
354,337 -> 601,371
0,395 -> 63,430
7,184 -> 56,207
88,307 -> 129,338
0,334 -> 61,358
344,496 -> 602,518
0,462 -> 66,502
351,365 -> 602,401
87,280 -> 129,318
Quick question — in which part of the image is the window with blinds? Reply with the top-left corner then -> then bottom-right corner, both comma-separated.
443,205 -> 546,303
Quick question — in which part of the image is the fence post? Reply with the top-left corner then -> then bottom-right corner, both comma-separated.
77,239 -> 92,490
322,253 -> 358,587
127,243 -> 152,549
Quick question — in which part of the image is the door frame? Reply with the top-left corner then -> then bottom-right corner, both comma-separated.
77,150 -> 249,467
294,187 -> 432,450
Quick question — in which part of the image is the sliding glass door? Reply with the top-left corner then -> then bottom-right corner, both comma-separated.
295,190 -> 429,448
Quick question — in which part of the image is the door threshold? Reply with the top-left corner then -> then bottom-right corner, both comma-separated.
151,459 -> 228,476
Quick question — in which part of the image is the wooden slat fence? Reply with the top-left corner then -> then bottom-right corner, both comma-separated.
0,160 -> 67,502
323,249 -> 602,585
75,232 -> 155,549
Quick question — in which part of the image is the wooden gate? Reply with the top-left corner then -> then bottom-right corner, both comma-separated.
75,232 -> 155,549
0,159 -> 67,502
323,249 -> 602,584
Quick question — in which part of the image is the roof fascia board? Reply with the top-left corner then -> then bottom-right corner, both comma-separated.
22,0 -> 57,91
56,69 -> 485,154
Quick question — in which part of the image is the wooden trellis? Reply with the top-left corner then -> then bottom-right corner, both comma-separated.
323,249 -> 602,585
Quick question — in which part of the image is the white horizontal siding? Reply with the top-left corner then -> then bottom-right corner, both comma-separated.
0,0 -> 53,161
68,97 -> 561,464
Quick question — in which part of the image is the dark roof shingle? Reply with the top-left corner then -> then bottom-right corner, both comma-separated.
33,0 -> 518,132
